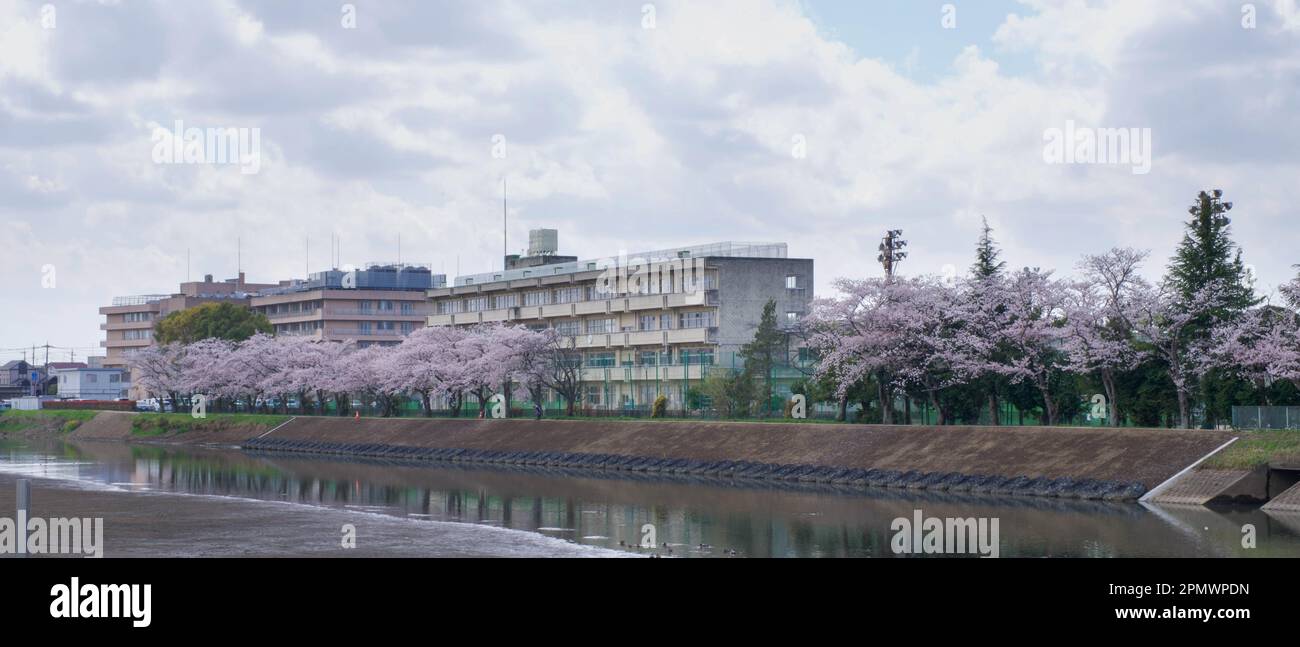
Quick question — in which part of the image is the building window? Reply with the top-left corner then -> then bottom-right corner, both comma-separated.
680,348 -> 714,365
554,320 -> 581,336
786,275 -> 798,289
465,297 -> 487,312
524,290 -> 549,306
400,322 -> 413,334
85,373 -> 98,383
494,294 -> 519,309
636,350 -> 669,366
585,352 -> 615,368
639,315 -> 657,331
586,318 -> 615,334
678,311 -> 714,329
553,287 -> 581,304
400,302 -> 414,315
786,311 -> 798,323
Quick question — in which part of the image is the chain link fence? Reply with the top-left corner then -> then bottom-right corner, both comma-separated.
1232,406 -> 1300,430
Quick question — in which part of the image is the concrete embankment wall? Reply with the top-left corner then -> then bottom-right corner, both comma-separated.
241,417 -> 1236,501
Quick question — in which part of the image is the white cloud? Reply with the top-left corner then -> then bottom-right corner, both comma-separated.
1,0 -> 1298,354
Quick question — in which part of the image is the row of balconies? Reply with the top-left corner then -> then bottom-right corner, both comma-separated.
430,290 -> 718,326
100,320 -> 154,331
262,309 -> 431,322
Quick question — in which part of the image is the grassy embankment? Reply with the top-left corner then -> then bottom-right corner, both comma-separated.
0,409 -> 98,434
129,412 -> 291,437
1202,429 -> 1300,470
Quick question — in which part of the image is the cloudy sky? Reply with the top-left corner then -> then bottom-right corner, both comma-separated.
2,0 -> 1298,362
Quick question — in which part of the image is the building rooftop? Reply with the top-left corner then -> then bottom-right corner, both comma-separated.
454,241 -> 788,287
255,262 -> 446,296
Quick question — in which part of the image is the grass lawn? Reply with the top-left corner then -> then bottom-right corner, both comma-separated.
0,409 -> 99,433
1203,429 -> 1300,470
130,412 -> 292,436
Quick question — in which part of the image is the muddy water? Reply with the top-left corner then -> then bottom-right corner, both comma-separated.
3,438 -> 1299,557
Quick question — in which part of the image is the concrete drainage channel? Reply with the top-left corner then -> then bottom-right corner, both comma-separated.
239,437 -> 1148,501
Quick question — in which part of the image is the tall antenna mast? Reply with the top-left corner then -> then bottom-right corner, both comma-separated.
502,176 -> 507,272
877,229 -> 908,282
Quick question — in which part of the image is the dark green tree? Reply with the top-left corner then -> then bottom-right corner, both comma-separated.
971,215 -> 1007,279
739,298 -> 787,417
1166,189 -> 1257,315
968,216 -> 1009,424
1165,189 -> 1259,426
154,302 -> 273,344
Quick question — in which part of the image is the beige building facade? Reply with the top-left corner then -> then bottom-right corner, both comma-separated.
427,242 -> 813,411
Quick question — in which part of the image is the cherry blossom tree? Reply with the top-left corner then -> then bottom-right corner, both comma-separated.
987,268 -> 1072,425
1063,247 -> 1152,426
1205,305 -> 1300,400
1129,281 -> 1228,428
805,277 -> 909,419
127,343 -> 187,406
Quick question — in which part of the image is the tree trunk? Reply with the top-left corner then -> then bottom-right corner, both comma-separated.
1177,390 -> 1191,429
1101,368 -> 1120,427
877,380 -> 893,425
836,394 -> 848,422
987,393 -> 1000,426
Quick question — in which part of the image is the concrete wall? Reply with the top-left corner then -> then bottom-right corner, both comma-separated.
713,256 -> 813,355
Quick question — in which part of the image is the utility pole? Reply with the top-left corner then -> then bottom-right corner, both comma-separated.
878,229 -> 908,281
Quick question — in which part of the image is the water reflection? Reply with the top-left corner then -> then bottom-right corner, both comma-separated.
4,439 -> 1299,557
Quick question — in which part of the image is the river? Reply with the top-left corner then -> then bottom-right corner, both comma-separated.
2,438 -> 1298,557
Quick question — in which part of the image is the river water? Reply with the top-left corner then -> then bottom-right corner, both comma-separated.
2,438 -> 1299,558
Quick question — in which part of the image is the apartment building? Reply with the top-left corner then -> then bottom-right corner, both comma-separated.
99,272 -> 279,368
250,263 -> 446,346
426,241 -> 813,410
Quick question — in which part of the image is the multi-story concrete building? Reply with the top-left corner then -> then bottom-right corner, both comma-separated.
250,263 -> 445,347
426,241 -> 813,411
99,272 -> 278,368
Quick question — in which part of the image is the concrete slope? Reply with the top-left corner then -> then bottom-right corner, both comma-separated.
256,417 -> 1232,491
1262,480 -> 1300,512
